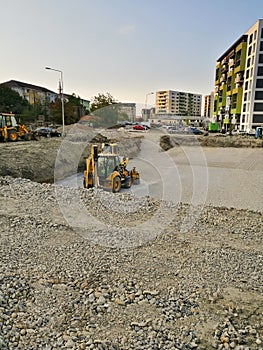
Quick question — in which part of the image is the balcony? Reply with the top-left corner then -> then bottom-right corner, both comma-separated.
221,65 -> 228,73
220,74 -> 227,83
229,58 -> 235,68
235,74 -> 244,84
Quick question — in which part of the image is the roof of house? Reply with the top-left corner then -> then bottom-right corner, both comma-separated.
1,80 -> 57,94
1,80 -> 90,103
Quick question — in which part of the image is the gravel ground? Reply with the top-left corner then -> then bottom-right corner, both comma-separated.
0,176 -> 262,349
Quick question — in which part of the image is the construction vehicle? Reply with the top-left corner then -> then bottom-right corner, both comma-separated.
83,143 -> 140,193
0,113 -> 40,142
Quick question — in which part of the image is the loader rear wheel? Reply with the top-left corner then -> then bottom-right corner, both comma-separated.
8,130 -> 18,142
112,176 -> 121,193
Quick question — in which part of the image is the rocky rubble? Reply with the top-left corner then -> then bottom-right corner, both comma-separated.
0,176 -> 262,349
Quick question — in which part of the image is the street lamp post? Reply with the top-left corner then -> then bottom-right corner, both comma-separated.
145,92 -> 154,110
144,92 -> 154,120
45,66 -> 65,136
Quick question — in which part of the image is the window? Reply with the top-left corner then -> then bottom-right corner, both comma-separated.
256,79 -> 263,88
254,31 -> 257,40
260,41 -> 263,51
253,114 -> 263,123
232,94 -> 237,109
255,91 -> 263,100
246,70 -> 250,79
254,103 -> 263,111
261,28 -> 263,38
227,77 -> 232,91
245,81 -> 248,90
259,54 -> 263,63
249,33 -> 253,44
248,46 -> 252,56
257,66 -> 263,76
247,58 -> 251,67
243,104 -> 246,112
235,50 -> 241,67
244,92 -> 247,101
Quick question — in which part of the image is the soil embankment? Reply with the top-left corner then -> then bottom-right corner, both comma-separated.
160,133 -> 263,151
0,127 -> 143,183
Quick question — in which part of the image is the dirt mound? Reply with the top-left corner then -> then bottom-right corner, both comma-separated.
160,134 -> 263,151
0,128 -> 143,183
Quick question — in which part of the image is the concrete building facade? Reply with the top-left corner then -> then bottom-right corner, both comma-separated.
156,90 -> 202,117
1,80 -> 57,106
213,19 -> 263,132
118,103 -> 136,122
203,93 -> 214,119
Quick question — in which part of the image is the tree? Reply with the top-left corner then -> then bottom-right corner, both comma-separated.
48,93 -> 85,125
0,85 -> 30,114
90,93 -> 118,112
90,93 -> 125,127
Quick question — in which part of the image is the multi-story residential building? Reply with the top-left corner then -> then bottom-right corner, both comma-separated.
118,102 -> 136,122
1,80 -> 57,105
203,93 -> 214,119
213,19 -> 263,132
141,107 -> 155,121
1,79 -> 90,118
156,90 -> 202,117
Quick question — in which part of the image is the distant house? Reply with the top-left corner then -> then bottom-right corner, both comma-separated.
1,79 -> 90,122
0,80 -> 57,106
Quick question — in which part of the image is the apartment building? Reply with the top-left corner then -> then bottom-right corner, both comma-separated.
1,80 -> 57,105
213,19 -> 263,132
156,90 -> 202,117
1,79 -> 90,116
203,93 -> 214,119
118,102 -> 136,122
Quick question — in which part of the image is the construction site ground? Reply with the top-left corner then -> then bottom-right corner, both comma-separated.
0,127 -> 262,349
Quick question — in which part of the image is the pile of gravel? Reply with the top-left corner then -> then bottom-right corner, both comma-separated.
0,176 -> 262,349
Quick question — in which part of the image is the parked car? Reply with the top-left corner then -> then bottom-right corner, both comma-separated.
133,124 -> 147,131
186,127 -> 204,135
34,127 -> 62,138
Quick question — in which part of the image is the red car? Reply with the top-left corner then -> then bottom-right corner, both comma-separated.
133,124 -> 146,130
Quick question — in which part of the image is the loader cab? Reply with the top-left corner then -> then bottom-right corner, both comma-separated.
97,155 -> 120,178
101,143 -> 118,155
0,113 -> 18,128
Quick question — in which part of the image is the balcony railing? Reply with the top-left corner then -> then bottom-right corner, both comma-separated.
229,58 -> 235,68
235,75 -> 244,83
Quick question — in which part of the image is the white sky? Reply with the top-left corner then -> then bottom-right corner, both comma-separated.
1,0 -> 263,110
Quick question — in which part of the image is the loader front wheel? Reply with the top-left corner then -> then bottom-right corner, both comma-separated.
8,130 -> 18,142
112,176 -> 121,193
124,176 -> 132,189
24,133 -> 32,141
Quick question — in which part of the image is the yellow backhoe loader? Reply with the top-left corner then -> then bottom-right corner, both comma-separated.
83,143 -> 140,193
0,113 -> 40,142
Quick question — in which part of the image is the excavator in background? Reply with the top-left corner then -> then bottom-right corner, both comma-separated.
83,143 -> 140,193
0,113 -> 40,142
